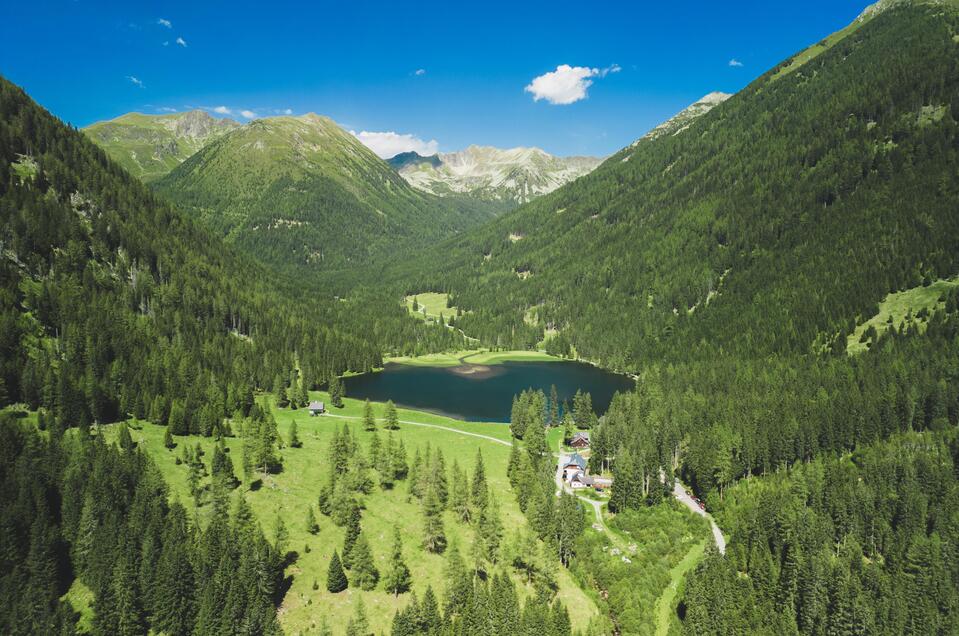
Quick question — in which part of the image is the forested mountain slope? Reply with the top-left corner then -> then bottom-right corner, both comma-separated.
153,114 -> 497,275
0,76 -> 464,431
392,3 -> 959,370
83,110 -> 240,182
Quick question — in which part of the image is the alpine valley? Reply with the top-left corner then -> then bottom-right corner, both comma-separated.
2,1 -> 959,636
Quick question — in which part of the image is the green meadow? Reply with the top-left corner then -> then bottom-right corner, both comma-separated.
847,277 -> 959,353
105,391 -> 599,635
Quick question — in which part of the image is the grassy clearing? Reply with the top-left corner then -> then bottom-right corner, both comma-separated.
572,504 -> 710,636
847,277 -> 959,353
404,292 -> 458,322
62,580 -> 94,633
106,392 -> 597,635
654,540 -> 707,636
12,154 -> 38,183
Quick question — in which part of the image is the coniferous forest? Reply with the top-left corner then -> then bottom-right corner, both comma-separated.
3,1 -> 959,635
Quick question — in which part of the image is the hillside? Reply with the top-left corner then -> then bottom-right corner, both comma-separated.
392,145 -> 602,205
82,110 -> 240,182
392,1 -> 959,370
0,75 -> 470,431
153,114 -> 497,275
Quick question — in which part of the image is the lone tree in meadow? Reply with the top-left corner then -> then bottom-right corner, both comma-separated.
383,526 -> 412,597
288,420 -> 301,448
363,399 -> 376,432
306,506 -> 319,534
163,426 -> 175,449
385,400 -> 399,430
326,551 -> 348,593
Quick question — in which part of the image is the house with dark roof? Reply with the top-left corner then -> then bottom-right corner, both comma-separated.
308,401 -> 325,416
570,471 -> 594,489
569,432 -> 590,449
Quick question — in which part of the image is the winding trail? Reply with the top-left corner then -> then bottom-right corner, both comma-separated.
672,481 -> 726,555
322,413 -> 511,447
553,453 -> 631,551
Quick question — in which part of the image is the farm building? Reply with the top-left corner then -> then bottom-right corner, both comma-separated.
569,432 -> 590,448
562,453 -> 587,480
308,401 -> 325,416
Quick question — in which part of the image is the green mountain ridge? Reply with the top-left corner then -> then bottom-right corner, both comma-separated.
389,2 -> 959,370
153,113 -> 498,275
82,109 -> 241,182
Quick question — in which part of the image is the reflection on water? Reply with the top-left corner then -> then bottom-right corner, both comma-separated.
342,360 -> 634,422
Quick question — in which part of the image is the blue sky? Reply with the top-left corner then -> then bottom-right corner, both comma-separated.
3,1 -> 868,157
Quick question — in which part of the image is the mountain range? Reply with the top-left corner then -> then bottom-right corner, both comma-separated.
4,1 -> 959,635
151,113 -> 498,275
388,145 -> 602,204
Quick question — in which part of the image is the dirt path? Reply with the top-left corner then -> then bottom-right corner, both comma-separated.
553,453 -> 632,551
322,413 -> 511,447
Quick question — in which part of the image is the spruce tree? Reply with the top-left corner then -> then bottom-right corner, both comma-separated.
117,421 -> 134,451
349,533 -> 379,591
288,420 -> 301,448
385,399 -> 399,430
341,502 -> 362,568
422,484 -> 447,553
392,437 -> 408,479
345,597 -> 370,636
443,543 -> 470,618
432,449 -> 449,506
450,460 -> 470,523
471,449 -> 488,513
363,399 -> 376,431
306,506 -> 319,534
383,526 -> 412,597
326,551 -> 348,593
329,376 -> 344,408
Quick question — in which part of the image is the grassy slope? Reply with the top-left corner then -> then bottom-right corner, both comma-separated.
153,115 -> 493,276
83,111 -> 239,182
107,392 -> 598,635
405,292 -> 458,322
847,277 -> 959,353
655,540 -> 707,636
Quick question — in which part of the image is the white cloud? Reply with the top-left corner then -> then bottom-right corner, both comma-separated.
162,41 -> 170,46
240,110 -> 257,119
350,130 -> 439,159
414,68 -> 426,76
176,37 -> 187,47
126,75 -> 145,88
157,18 -> 172,28
157,107 -> 177,113
728,58 -> 743,67
525,63 -> 619,105
275,108 -> 293,115
212,106 -> 232,115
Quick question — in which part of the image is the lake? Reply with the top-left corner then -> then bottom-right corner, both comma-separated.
342,360 -> 635,422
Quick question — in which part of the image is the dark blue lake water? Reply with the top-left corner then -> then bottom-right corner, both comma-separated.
342,360 -> 634,422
